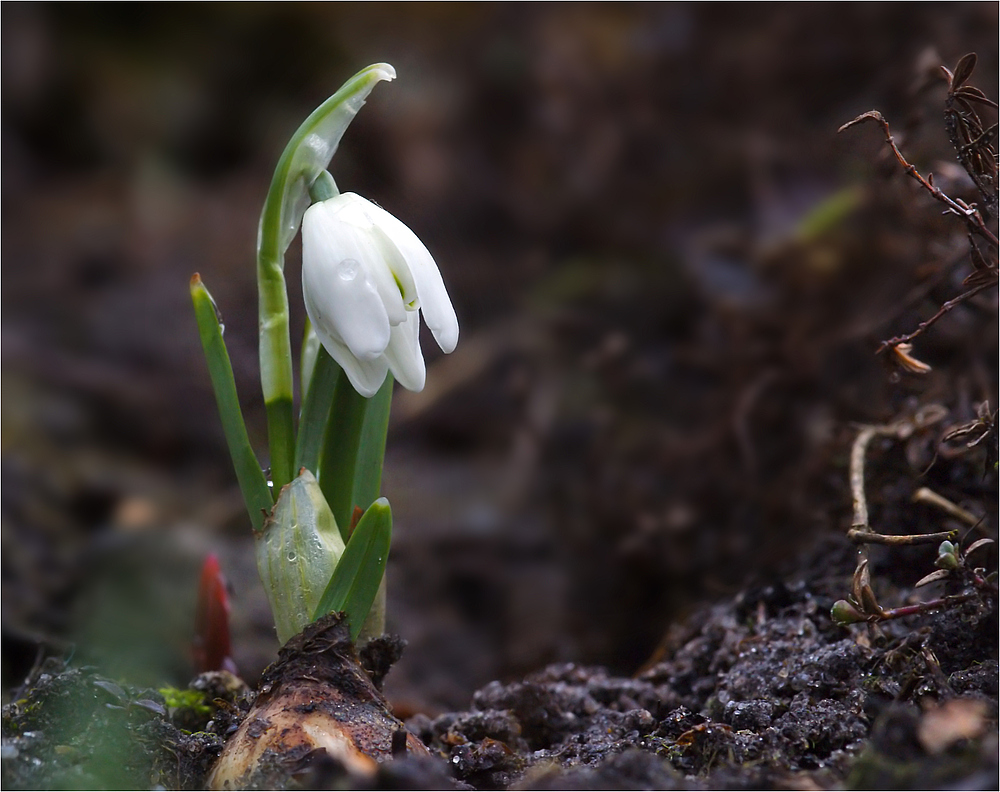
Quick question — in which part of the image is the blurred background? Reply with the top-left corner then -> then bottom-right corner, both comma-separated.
3,4 -> 997,714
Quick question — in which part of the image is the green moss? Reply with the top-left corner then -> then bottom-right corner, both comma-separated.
158,686 -> 212,718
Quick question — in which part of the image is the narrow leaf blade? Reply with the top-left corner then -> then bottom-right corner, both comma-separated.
318,376 -> 369,539
351,373 -> 393,513
312,498 -> 392,640
300,319 -> 322,399
295,345 -> 341,474
190,275 -> 272,529
951,52 -> 977,91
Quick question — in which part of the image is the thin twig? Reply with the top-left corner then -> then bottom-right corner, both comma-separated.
848,528 -> 956,546
839,111 -> 999,247
850,426 -> 883,531
848,410 -> 950,572
849,423 -> 899,572
875,280 -> 996,353
850,420 -> 921,529
912,487 -> 983,527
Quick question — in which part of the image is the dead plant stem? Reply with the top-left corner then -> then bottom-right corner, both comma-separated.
875,281 -> 995,353
912,486 -> 983,527
839,111 -> 998,248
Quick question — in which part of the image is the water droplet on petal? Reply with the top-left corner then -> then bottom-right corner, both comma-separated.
286,551 -> 297,563
338,258 -> 360,281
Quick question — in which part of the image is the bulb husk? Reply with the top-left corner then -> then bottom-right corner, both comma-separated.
207,613 -> 428,789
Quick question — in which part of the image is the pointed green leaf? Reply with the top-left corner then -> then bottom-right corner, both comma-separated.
313,498 -> 392,640
300,319 -> 322,400
318,376 -> 369,539
190,274 -> 272,528
352,373 -> 393,513
295,344 -> 341,474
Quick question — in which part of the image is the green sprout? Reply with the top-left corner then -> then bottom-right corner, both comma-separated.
191,63 -> 459,643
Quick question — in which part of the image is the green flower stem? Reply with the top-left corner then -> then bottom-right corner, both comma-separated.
308,170 -> 339,203
257,213 -> 295,494
313,498 -> 392,641
256,63 -> 395,496
190,275 -> 272,530
265,401 -> 295,498
295,345 -> 341,475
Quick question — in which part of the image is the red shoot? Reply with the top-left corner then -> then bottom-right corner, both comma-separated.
348,505 -> 365,539
193,553 -> 237,674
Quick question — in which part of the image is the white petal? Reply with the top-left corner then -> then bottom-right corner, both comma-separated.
363,221 -> 417,306
358,200 -> 459,353
310,322 -> 389,398
328,194 -> 409,325
364,244 -> 408,326
382,310 -> 426,392
302,201 -> 391,360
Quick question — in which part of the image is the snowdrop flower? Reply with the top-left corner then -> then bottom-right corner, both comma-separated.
302,192 -> 459,397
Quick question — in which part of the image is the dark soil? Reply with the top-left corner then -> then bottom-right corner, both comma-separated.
2,4 -> 998,790
4,553 -> 996,789
403,557 -> 996,790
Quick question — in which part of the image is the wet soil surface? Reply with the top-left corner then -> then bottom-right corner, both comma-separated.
4,540 -> 996,789
398,544 -> 997,790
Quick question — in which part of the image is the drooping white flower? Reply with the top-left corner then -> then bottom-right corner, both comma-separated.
301,192 -> 459,397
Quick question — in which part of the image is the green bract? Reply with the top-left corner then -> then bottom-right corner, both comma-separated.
262,64 -> 396,259
256,470 -> 346,645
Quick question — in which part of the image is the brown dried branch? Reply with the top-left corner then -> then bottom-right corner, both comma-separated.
874,279 -> 996,354
841,408 -> 961,627
912,486 -> 984,528
849,407 -> 948,533
838,110 -> 998,247
847,528 -> 956,546
833,55 -> 997,632
840,61 -> 998,366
